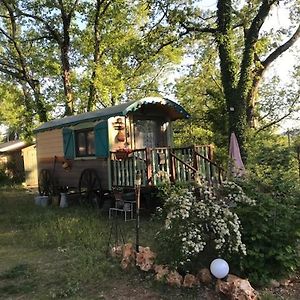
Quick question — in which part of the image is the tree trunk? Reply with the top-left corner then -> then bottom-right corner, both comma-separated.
29,80 -> 48,122
217,0 -> 280,160
228,90 -> 248,160
60,42 -> 73,115
216,0 -> 248,159
88,0 -> 102,112
60,1 -> 74,116
21,84 -> 35,139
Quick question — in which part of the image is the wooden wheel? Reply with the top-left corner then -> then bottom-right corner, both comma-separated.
38,169 -> 53,196
78,168 -> 103,208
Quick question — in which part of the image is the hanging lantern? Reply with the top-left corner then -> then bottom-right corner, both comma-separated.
117,130 -> 125,142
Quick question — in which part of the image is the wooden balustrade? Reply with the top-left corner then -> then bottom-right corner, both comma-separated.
110,145 -> 223,188
110,148 -> 147,188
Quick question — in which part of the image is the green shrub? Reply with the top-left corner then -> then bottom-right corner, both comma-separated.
230,134 -> 300,285
232,175 -> 300,285
153,182 -> 255,273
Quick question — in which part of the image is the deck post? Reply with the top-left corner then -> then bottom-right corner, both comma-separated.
192,145 -> 198,181
169,150 -> 176,182
107,155 -> 112,191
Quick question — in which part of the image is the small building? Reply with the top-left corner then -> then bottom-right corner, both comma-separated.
22,144 -> 38,187
0,140 -> 27,181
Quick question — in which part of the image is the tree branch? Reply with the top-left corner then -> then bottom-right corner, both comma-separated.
256,95 -> 300,133
238,0 -> 277,89
0,14 -> 10,19
22,35 -> 54,43
2,0 -> 17,38
99,0 -> 112,18
16,10 -> 61,43
262,24 -> 300,70
180,22 -> 216,34
0,27 -> 13,41
69,0 -> 80,18
256,111 -> 294,133
0,65 -> 24,80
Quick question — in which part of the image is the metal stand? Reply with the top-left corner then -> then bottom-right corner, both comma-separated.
106,215 -> 125,257
109,200 -> 136,221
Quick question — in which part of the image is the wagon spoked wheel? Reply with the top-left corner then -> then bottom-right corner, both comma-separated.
79,168 -> 103,209
38,169 -> 53,196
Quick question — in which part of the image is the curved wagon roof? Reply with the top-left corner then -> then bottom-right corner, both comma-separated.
34,97 -> 190,133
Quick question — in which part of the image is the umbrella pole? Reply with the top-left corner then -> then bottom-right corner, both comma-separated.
135,172 -> 141,253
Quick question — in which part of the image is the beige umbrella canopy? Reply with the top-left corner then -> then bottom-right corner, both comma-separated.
228,132 -> 245,177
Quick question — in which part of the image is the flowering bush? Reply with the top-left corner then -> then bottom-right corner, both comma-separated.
154,182 -> 255,272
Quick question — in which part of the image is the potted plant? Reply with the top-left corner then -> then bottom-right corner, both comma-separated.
115,148 -> 132,160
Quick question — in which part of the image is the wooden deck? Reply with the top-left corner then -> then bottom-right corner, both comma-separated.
110,145 -> 224,188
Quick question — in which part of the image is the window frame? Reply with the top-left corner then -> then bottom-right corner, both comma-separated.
75,128 -> 95,157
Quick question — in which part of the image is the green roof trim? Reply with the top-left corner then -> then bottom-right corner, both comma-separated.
34,97 -> 190,133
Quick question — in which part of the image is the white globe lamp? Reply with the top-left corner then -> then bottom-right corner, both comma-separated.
210,258 -> 229,279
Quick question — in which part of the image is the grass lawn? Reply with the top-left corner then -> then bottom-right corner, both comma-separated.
0,186 -> 215,300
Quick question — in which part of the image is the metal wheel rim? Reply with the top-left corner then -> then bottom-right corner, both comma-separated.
79,169 -> 103,208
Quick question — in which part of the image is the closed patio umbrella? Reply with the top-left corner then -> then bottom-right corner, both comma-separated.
228,132 -> 245,177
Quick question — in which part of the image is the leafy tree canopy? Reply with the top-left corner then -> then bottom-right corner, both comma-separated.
0,0 -> 299,152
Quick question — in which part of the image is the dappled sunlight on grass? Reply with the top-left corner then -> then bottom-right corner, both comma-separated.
0,186 -> 168,299
0,186 -> 216,299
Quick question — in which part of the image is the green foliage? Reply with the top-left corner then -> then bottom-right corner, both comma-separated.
0,0 -> 185,133
0,190 -> 118,298
229,133 -> 300,285
0,83 -> 34,138
173,46 -> 229,165
246,131 -> 298,190
153,182 -> 254,273
49,281 -> 80,299
233,176 -> 300,285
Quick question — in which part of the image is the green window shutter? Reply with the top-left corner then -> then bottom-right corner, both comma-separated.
63,127 -> 75,159
95,120 -> 109,158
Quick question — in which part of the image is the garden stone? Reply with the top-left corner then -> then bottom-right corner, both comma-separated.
166,270 -> 183,287
183,274 -> 198,288
136,246 -> 156,272
216,279 -> 232,295
197,268 -> 212,285
216,275 -> 259,300
279,279 -> 290,286
230,278 -> 259,300
153,264 -> 169,281
120,243 -> 136,270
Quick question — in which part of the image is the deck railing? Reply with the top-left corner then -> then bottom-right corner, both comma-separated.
110,148 -> 148,188
110,145 -> 224,188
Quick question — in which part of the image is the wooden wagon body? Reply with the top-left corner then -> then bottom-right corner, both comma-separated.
34,97 -> 223,206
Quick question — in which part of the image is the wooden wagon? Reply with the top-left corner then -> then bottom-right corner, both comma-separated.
34,97 -> 223,208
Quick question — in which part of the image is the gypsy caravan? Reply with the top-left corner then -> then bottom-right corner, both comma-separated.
34,97 -> 222,207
